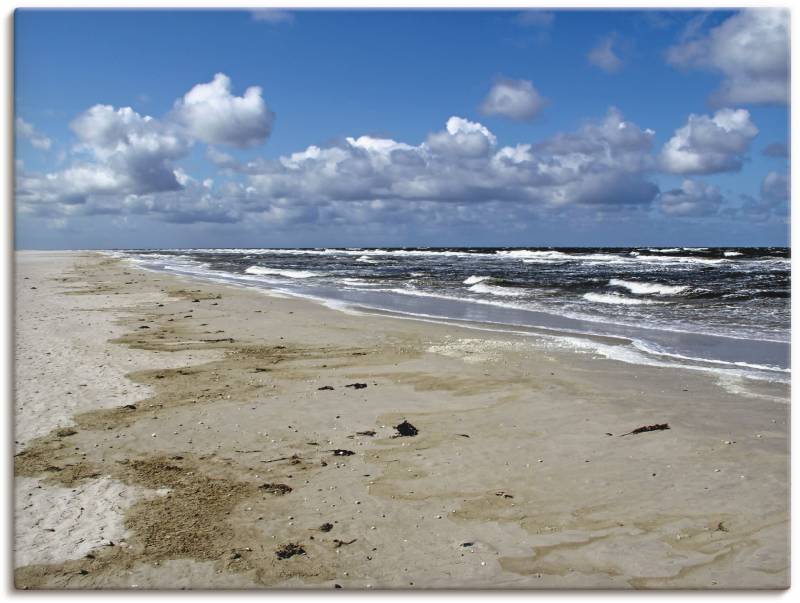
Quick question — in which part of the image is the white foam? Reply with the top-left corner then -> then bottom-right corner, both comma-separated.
497,250 -> 573,261
468,282 -> 527,297
244,266 -> 319,279
547,335 -> 787,387
631,340 -> 790,375
724,251 -> 743,257
339,278 -> 377,287
583,292 -> 662,305
463,275 -> 491,285
635,255 -> 726,265
608,279 -> 689,296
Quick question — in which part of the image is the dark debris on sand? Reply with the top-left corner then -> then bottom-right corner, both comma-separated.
259,483 -> 293,495
620,423 -> 670,436
276,543 -> 306,560
394,421 -> 418,437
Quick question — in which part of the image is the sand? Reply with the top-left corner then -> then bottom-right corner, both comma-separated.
13,251 -> 789,589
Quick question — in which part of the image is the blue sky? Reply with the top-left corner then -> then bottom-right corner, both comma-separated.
14,9 -> 790,248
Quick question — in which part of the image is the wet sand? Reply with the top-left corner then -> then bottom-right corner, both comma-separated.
13,251 -> 789,589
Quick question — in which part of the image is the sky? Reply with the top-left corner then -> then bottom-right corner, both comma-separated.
14,8 -> 790,249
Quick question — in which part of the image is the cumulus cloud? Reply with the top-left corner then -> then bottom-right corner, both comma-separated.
480,79 -> 546,121
23,105 -> 665,226
16,117 -> 52,150
31,81 -> 772,229
658,179 -> 723,217
16,73 -> 273,219
18,103 -> 193,215
70,104 -> 191,193
172,73 -> 274,148
426,116 -> 498,157
660,108 -> 758,174
588,34 -> 623,73
239,108 -> 658,213
666,9 -> 789,105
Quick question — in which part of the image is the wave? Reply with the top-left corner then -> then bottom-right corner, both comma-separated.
338,277 -> 378,287
497,249 -> 625,264
201,248 -> 477,259
468,282 -> 527,297
583,292 -> 662,306
498,249 -> 731,266
646,248 -> 682,253
496,250 -> 573,261
608,278 -> 689,296
551,336 -> 787,386
724,251 -> 743,257
634,255 -> 726,265
631,340 -> 790,375
244,266 -> 320,279
463,275 -> 491,285
331,248 -> 475,258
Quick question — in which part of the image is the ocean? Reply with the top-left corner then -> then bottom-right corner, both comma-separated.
116,247 -> 790,385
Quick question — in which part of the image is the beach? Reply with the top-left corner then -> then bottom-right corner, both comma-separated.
13,250 -> 789,589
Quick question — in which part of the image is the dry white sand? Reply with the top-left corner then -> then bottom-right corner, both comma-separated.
14,252 -> 220,571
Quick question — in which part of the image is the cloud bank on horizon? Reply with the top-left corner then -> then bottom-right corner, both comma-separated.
14,8 -> 790,248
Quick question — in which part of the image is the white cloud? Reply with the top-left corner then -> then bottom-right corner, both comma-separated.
480,79 -> 545,121
588,34 -> 623,73
172,73 -> 274,148
17,73 -> 273,217
241,108 -> 659,213
69,104 -> 191,195
426,116 -> 498,157
30,107 -> 657,226
31,85 -> 770,229
16,117 -> 52,150
666,9 -> 789,105
658,179 -> 723,217
660,108 -> 758,174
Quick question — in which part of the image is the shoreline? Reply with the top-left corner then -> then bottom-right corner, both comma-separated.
120,252 -> 791,377
14,251 -> 790,589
